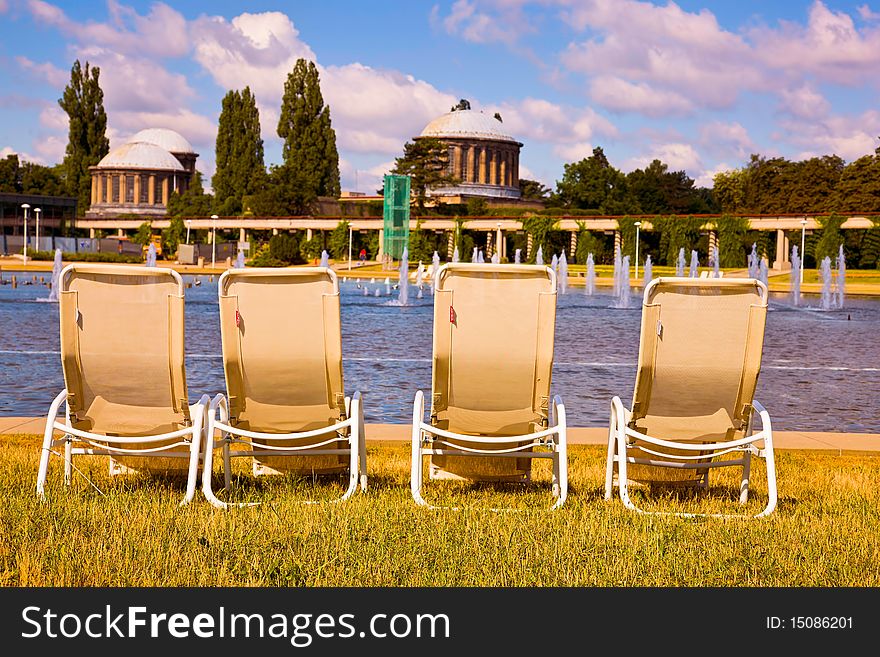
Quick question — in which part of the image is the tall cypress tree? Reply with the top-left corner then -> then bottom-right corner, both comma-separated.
58,60 -> 109,216
277,59 -> 340,200
213,86 -> 265,213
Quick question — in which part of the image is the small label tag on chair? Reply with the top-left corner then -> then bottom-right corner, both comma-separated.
449,306 -> 457,325
235,310 -> 241,327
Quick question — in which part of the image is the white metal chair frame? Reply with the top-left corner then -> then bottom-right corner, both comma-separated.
36,391 -> 209,505
604,392 -> 778,519
35,267 -> 208,506
410,389 -> 569,511
202,393 -> 366,508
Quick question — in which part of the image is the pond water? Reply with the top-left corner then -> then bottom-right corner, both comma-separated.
1,271 -> 878,432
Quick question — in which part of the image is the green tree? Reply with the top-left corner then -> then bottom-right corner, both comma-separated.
268,232 -> 304,264
391,137 -> 458,211
574,221 -> 605,264
277,59 -> 340,199
786,155 -> 844,213
213,86 -> 266,210
555,147 -> 636,213
831,149 -> 880,212
161,217 -> 186,257
328,220 -> 351,260
521,216 -> 559,262
466,197 -> 488,215
652,215 -> 704,266
713,215 -> 750,268
712,168 -> 746,213
0,154 -> 19,192
250,164 -> 317,216
519,178 -> 551,201
167,171 -> 214,217
132,222 -> 153,246
58,60 -> 109,216
626,159 -> 706,214
21,162 -> 66,196
814,214 -> 845,266
859,219 -> 880,268
408,219 -> 433,263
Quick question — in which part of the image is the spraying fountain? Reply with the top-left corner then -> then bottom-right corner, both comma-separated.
759,257 -> 769,289
747,243 -> 759,279
320,250 -> 330,268
385,277 -> 391,295
145,243 -> 157,267
836,245 -> 846,309
612,254 -> 632,309
472,247 -> 479,263
478,249 -> 485,263
675,248 -> 685,276
397,247 -> 409,306
585,253 -> 596,296
550,253 -> 558,273
790,246 -> 801,306
819,256 -> 834,310
712,246 -> 720,278
558,252 -> 568,295
235,250 -> 245,268
514,248 -> 521,264
452,247 -> 460,263
688,250 -> 699,278
491,251 -> 500,264
415,261 -> 425,299
642,254 -> 652,291
535,246 -> 544,265
46,248 -> 63,302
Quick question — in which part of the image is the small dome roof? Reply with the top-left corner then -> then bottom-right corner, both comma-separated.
420,109 -> 518,143
128,128 -> 195,154
95,142 -> 185,171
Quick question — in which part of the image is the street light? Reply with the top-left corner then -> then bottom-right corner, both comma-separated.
185,219 -> 191,245
633,221 -> 641,280
211,214 -> 218,269
21,203 -> 30,267
348,225 -> 354,271
800,218 -> 807,284
34,208 -> 41,252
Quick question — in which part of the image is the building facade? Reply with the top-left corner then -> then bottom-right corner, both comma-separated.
86,128 -> 198,218
416,108 -> 523,201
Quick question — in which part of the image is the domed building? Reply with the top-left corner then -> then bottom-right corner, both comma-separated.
417,104 -> 523,201
86,128 -> 199,218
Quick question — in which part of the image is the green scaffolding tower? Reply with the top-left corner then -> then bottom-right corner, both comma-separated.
383,174 -> 410,260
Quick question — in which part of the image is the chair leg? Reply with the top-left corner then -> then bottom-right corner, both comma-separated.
740,449 -> 752,504
63,439 -> 73,487
410,391 -> 428,507
36,391 -> 66,499
605,400 -> 620,500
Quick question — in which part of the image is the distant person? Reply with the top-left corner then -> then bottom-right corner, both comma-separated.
359,248 -> 367,263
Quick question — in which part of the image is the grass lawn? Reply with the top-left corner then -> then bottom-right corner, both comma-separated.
2,435 -> 879,587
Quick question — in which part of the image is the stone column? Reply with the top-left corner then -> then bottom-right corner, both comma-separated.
512,151 -> 519,189
452,145 -> 462,179
148,175 -> 156,205
570,231 -> 578,259
377,229 -> 384,260
90,175 -> 97,205
614,230 -> 622,255
133,175 -> 141,208
162,177 -> 170,206
498,150 -> 505,187
496,225 -> 503,260
447,231 -> 455,260
772,229 -> 786,270
306,228 -> 313,241
117,228 -> 124,237
239,228 -> 246,244
526,232 -> 533,259
479,147 -> 487,184
466,144 -> 475,183
89,227 -> 96,238
488,150 -> 497,185
486,230 -> 494,257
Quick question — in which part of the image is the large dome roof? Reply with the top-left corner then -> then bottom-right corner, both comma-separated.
419,109 -> 518,143
95,142 -> 185,171
128,128 -> 195,154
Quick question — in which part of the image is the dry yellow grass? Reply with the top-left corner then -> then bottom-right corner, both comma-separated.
2,434 -> 879,587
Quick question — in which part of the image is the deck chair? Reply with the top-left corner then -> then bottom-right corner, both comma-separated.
202,267 -> 366,508
605,277 -> 777,518
411,263 -> 567,510
36,264 -> 207,504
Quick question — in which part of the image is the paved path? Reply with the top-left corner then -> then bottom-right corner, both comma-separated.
2,417 -> 878,453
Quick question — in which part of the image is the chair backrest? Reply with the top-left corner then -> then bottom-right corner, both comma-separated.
430,264 -> 557,436
630,277 -> 768,442
58,264 -> 189,434
218,267 -> 344,433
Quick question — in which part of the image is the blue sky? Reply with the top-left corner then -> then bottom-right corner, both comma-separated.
1,0 -> 879,194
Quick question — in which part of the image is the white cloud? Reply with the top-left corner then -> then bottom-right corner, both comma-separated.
32,134 -> 66,164
26,0 -> 190,58
589,76 -> 693,117
553,141 -> 593,161
777,83 -> 831,120
780,109 -> 880,161
694,162 -> 734,189
15,56 -> 68,87
858,4 -> 880,21
488,97 -> 616,147
623,142 -> 702,174
699,121 -> 755,160
435,0 -> 534,44
39,105 -> 68,132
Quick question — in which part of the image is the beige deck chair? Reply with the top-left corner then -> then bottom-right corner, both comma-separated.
410,263 -> 568,510
605,277 -> 777,518
36,264 -> 208,504
202,267 -> 366,508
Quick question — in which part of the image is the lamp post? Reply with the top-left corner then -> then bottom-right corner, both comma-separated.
800,218 -> 807,284
348,224 -> 353,271
633,221 -> 641,280
21,203 -> 30,267
34,207 -> 41,252
185,219 -> 191,245
211,214 -> 218,270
